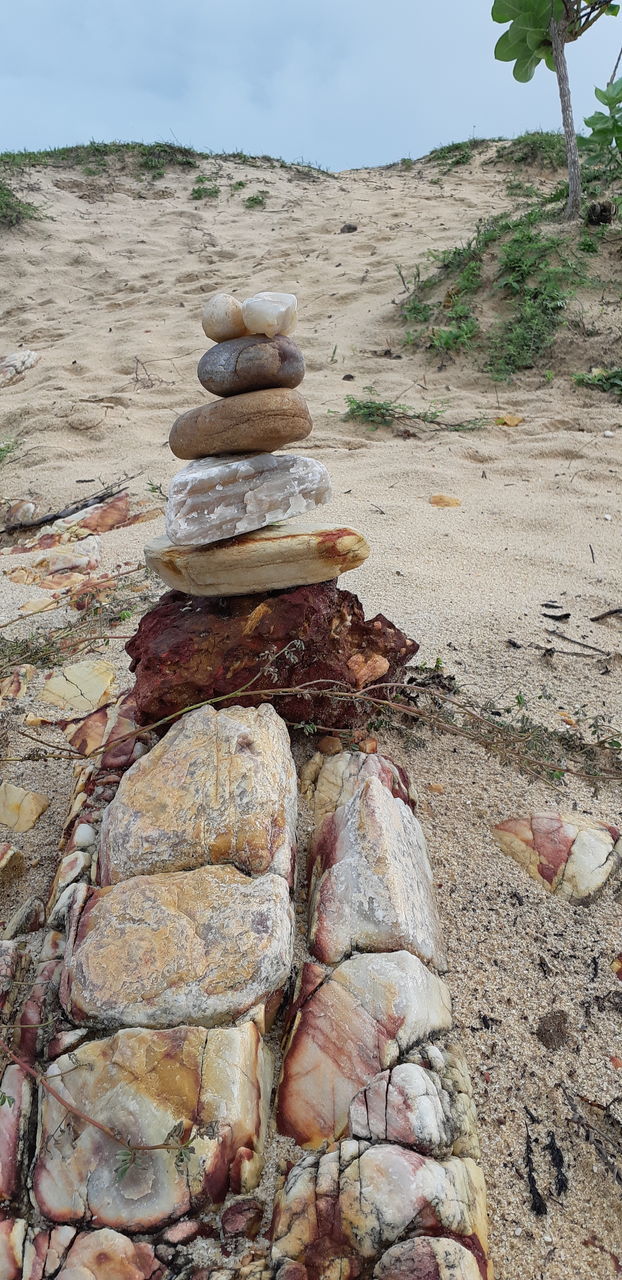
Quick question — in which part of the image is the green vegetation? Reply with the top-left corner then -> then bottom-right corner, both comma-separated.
426,138 -> 490,171
190,175 -> 220,199
574,366 -> 622,395
0,141 -> 330,180
0,182 -> 38,229
0,440 -> 16,464
230,179 -> 247,192
497,130 -> 567,169
400,157 -> 414,170
244,190 -> 269,208
343,394 -> 485,432
401,197 -> 597,378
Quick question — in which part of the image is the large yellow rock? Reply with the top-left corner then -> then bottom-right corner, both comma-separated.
144,525 -> 370,596
169,387 -> 312,459
61,864 -> 294,1030
99,703 -> 297,883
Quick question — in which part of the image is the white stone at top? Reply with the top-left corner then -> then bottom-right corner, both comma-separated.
242,292 -> 298,338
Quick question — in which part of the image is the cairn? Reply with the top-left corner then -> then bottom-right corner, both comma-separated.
145,290 -> 370,597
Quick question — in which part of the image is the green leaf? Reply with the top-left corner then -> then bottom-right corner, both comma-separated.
513,52 -> 542,81
495,29 -> 524,59
594,86 -> 611,105
604,3 -> 620,14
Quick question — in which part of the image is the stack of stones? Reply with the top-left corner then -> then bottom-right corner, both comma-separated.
145,290 -> 370,597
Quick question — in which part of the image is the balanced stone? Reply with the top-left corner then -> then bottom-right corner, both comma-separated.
166,453 -> 331,547
144,526 -> 370,597
197,335 -> 304,397
202,292 -> 248,342
169,387 -> 312,459
242,291 -> 297,337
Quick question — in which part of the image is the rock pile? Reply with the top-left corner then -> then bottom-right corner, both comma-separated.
135,290 -> 418,729
146,290 -> 368,597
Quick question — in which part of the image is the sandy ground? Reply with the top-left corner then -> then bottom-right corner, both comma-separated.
0,147 -> 621,1278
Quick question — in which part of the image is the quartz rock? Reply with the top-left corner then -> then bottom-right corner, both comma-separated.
308,776 -> 446,968
99,704 -> 296,883
242,292 -> 297,338
60,864 -> 293,1030
198,336 -> 304,397
54,1229 -> 167,1279
126,582 -> 418,731
493,811 -> 622,901
276,953 -> 452,1146
169,388 -> 312,460
348,1042 -> 479,1160
145,526 -> 370,597
221,1197 -> 264,1238
271,1144 -> 490,1279
374,1237 -> 483,1280
0,1218 -> 26,1280
166,453 -> 331,548
301,749 -> 416,826
202,293 -> 248,342
0,1066 -> 31,1201
32,1023 -> 271,1228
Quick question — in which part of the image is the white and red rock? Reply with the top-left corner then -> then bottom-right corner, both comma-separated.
374,1236 -> 483,1279
60,865 -> 293,1031
99,704 -> 297,884
32,1023 -> 271,1229
493,812 -> 621,901
0,1066 -> 31,1202
0,1216 -> 26,1279
55,1228 -> 167,1278
301,749 -> 416,827
276,953 -> 452,1147
348,1040 -> 479,1160
271,1143 -> 490,1279
308,776 -> 446,968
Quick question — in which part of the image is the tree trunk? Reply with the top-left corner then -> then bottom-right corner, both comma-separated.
550,17 -> 582,218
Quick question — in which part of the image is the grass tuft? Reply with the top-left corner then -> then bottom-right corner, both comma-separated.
496,131 -> 567,170
0,182 -> 38,229
574,367 -> 622,397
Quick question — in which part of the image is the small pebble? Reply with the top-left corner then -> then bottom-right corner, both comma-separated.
603,430 -> 614,437
73,823 -> 96,849
604,513 -> 612,521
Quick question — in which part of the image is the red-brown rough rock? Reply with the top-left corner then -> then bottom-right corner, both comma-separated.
221,1196 -> 264,1238
126,583 -> 418,731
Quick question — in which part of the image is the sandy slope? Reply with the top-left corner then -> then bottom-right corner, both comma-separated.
0,148 -> 621,1278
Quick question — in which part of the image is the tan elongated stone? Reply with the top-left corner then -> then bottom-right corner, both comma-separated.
144,526 -> 370,597
202,292 -> 248,342
276,953 -> 452,1147
308,776 -> 446,968
166,453 -> 330,547
169,388 -> 313,459
60,864 -> 294,1030
99,704 -> 297,884
198,335 -> 304,397
32,1023 -> 271,1229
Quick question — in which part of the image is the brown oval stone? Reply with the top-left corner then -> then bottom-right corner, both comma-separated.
197,335 -> 304,397
169,387 -> 313,459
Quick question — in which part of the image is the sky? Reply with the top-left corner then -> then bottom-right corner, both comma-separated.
0,0 -> 619,170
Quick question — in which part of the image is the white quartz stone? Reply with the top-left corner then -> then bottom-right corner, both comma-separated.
242,292 -> 297,338
201,292 -> 248,342
166,453 -> 331,547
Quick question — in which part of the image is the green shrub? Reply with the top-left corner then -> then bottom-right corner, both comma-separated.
497,131 -> 567,170
0,182 -> 37,228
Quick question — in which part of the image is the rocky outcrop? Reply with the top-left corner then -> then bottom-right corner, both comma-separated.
126,582 -> 418,730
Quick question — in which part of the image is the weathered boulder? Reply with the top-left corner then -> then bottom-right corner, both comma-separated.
166,453 -> 330,547
308,776 -> 446,968
197,337 -> 305,397
300,749 -> 416,826
0,1067 -> 31,1201
126,582 -> 418,731
276,953 -> 452,1147
60,865 -> 293,1030
145,527 -> 369,597
32,1023 -> 271,1229
493,811 -> 621,901
374,1237 -> 483,1280
99,703 -> 296,883
56,1229 -> 167,1279
348,1041 -> 479,1160
170,387 -> 312,458
271,1143 -> 490,1280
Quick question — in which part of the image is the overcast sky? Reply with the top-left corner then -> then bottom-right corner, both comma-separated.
1,0 -> 619,170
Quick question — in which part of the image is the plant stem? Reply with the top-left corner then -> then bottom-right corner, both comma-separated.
550,16 -> 582,218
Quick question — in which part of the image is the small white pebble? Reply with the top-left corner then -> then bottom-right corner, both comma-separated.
514,1227 -> 522,1237
604,513 -> 612,521
73,822 -> 96,849
543,1234 -> 553,1244
603,430 -> 614,437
